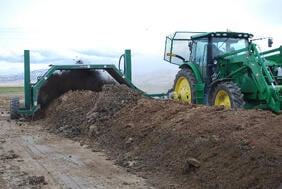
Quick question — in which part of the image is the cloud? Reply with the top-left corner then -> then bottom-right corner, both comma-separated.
0,61 -> 24,75
247,0 -> 282,25
1,0 -> 281,78
0,49 -> 23,62
0,48 -> 129,75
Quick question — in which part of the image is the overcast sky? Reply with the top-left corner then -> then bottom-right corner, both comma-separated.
0,0 -> 282,76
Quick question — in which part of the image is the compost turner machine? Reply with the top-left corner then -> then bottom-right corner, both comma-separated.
10,50 -> 166,119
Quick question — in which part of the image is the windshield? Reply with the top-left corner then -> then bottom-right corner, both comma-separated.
212,37 -> 249,55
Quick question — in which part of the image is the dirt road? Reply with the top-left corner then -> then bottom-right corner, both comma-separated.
0,96 -> 152,189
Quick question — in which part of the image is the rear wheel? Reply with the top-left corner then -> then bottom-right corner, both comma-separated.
173,68 -> 197,103
10,97 -> 20,119
209,81 -> 244,108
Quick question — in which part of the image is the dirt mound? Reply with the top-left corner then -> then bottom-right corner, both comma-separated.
43,85 -> 282,189
109,99 -> 282,188
38,70 -> 115,109
44,90 -> 98,138
44,84 -> 145,139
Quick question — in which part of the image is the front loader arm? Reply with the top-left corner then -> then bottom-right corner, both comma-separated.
217,44 -> 282,112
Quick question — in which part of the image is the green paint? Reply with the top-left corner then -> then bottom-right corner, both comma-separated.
164,31 -> 282,112
24,50 -> 31,109
124,49 -> 132,82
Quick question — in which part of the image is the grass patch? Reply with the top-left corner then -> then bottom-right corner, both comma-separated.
0,86 -> 24,94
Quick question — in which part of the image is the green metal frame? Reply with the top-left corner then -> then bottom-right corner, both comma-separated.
18,49 -> 168,116
24,50 -> 31,109
124,49 -> 132,82
19,49 -> 144,115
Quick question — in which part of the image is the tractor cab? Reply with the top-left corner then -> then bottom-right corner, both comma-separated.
164,31 -> 253,84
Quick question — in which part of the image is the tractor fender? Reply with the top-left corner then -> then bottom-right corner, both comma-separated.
179,63 -> 205,104
209,78 -> 233,89
179,63 -> 203,84
208,78 -> 233,104
209,78 -> 233,92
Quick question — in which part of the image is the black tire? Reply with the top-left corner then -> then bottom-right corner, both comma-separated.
173,68 -> 197,103
209,81 -> 245,108
10,97 -> 20,119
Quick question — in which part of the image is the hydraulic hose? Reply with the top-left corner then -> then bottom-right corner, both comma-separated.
118,54 -> 125,74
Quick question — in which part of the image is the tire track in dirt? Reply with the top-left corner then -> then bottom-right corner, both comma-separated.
0,117 -> 153,189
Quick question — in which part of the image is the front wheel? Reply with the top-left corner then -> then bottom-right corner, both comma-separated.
209,81 -> 244,108
10,97 -> 20,119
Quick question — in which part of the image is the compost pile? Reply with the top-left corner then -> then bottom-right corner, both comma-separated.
44,84 -> 282,189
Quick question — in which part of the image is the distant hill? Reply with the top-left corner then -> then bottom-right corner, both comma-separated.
0,68 -> 179,92
0,69 -> 47,86
133,69 -> 178,94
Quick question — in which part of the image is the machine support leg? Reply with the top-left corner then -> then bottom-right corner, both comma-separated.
24,50 -> 31,109
124,49 -> 132,82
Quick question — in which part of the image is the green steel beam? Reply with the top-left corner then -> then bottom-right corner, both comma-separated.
124,49 -> 132,82
24,50 -> 31,109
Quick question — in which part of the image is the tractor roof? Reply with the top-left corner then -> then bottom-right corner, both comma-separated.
191,32 -> 254,39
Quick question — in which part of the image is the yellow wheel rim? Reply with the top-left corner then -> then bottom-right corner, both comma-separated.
174,77 -> 192,103
214,90 -> 231,107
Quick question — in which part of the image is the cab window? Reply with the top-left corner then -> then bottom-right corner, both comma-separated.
190,38 -> 208,75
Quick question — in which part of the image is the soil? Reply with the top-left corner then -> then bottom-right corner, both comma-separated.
0,93 -> 152,189
38,70 -> 115,109
1,84 -> 282,188
41,84 -> 282,189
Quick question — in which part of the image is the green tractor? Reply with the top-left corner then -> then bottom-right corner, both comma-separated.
164,31 -> 282,112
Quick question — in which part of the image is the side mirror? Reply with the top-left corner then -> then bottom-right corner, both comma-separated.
268,38 -> 273,47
